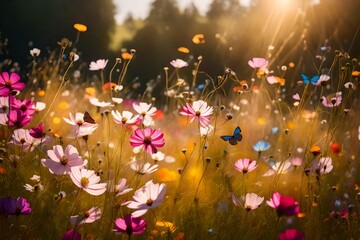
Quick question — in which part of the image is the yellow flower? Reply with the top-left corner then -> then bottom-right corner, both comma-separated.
73,23 -> 87,32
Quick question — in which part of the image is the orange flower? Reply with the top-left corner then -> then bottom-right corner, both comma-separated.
73,23 -> 87,32
352,71 -> 360,77
192,34 -> 205,44
177,47 -> 190,53
102,82 -> 117,92
122,52 -> 132,60
310,145 -> 321,156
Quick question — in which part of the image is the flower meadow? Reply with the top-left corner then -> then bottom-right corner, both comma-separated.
1,31 -> 360,240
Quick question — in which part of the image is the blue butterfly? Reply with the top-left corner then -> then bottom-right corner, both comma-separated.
301,73 -> 321,85
220,126 -> 242,145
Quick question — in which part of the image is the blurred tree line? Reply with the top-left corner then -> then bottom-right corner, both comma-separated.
0,0 -> 359,87
0,0 -> 115,65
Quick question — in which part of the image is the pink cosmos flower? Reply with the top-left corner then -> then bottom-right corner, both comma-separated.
0,197 -> 32,216
112,110 -> 139,126
41,145 -> 86,175
130,159 -> 158,175
316,74 -> 330,86
179,100 -> 213,127
248,57 -> 269,70
279,229 -> 305,240
114,214 -> 147,235
266,192 -> 300,217
132,102 -> 157,127
69,206 -> 101,226
0,72 -> 25,96
129,128 -> 165,154
124,181 -> 166,217
70,168 -> 107,196
115,178 -> 133,197
232,193 -> 264,211
9,128 -> 41,151
321,92 -> 342,108
234,158 -> 258,174
11,98 -> 35,116
64,112 -> 98,138
89,59 -> 108,71
314,157 -> 333,175
0,96 -> 9,113
62,229 -> 81,240
170,59 -> 188,68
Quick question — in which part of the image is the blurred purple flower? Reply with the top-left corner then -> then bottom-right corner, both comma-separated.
0,197 -> 32,216
113,214 -> 147,235
279,229 -> 304,240
62,229 -> 81,240
266,192 -> 300,217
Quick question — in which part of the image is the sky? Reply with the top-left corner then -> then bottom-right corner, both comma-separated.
114,0 -> 252,24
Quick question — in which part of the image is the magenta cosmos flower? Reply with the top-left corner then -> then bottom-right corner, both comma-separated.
0,72 -> 25,96
179,100 -> 213,127
0,197 -> 32,216
62,229 -> 81,240
130,128 -> 164,154
124,181 -> 166,217
266,192 -> 300,217
70,168 -> 107,196
279,229 -> 305,240
7,109 -> 31,128
11,98 -> 35,116
114,214 -> 147,236
41,145 -> 86,175
234,158 -> 258,174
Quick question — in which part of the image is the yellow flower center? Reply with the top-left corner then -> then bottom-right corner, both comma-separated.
146,198 -> 154,206
81,177 -> 89,187
60,156 -> 69,165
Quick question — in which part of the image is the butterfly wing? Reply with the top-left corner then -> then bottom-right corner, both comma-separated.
301,73 -> 310,85
221,126 -> 242,145
233,127 -> 242,142
84,111 -> 96,124
310,74 -> 321,85
220,135 -> 232,141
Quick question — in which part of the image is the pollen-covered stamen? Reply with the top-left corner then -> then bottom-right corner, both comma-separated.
20,138 -> 26,144
143,136 -> 152,145
242,168 -> 248,174
60,156 -> 69,165
5,81 -> 12,88
84,211 -> 90,218
76,120 -> 84,126
121,117 -> 128,124
81,177 -> 89,187
20,105 -> 27,112
195,111 -> 201,116
146,198 -> 154,206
